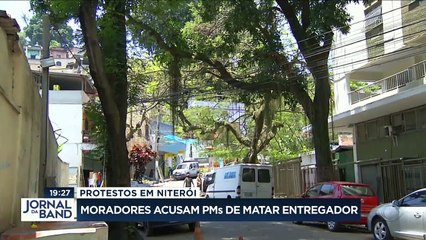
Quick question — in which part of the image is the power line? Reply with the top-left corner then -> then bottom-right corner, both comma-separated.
136,33 -> 426,104
279,1 -> 414,53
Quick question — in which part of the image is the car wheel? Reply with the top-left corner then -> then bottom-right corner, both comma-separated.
326,221 -> 340,232
142,221 -> 154,236
188,222 -> 196,232
373,217 -> 393,240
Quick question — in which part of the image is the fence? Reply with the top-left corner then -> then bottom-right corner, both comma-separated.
273,158 -> 302,197
359,158 -> 426,202
273,159 -> 341,197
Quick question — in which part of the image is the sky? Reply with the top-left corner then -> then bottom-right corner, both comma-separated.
0,0 -> 32,30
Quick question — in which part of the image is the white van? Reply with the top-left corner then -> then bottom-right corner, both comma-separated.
205,164 -> 274,199
172,161 -> 200,180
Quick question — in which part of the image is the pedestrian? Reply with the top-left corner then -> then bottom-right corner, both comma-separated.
183,173 -> 194,188
167,157 -> 173,178
196,173 -> 202,192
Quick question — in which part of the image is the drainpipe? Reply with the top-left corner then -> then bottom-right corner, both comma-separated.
353,124 -> 360,183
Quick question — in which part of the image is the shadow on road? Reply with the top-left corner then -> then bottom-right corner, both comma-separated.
299,222 -> 370,234
139,224 -> 192,238
141,221 -> 373,240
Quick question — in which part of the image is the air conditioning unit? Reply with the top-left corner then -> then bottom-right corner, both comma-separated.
384,125 -> 393,137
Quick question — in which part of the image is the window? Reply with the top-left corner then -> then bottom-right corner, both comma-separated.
408,0 -> 422,11
401,190 -> 426,207
366,120 -> 377,140
305,184 -> 322,197
242,168 -> 255,182
342,185 -> 375,196
258,169 -> 270,183
319,184 -> 335,196
356,123 -> 366,142
417,107 -> 426,129
55,61 -> 62,66
404,110 -> 416,131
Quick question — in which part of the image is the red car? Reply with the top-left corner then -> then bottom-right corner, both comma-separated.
295,181 -> 380,232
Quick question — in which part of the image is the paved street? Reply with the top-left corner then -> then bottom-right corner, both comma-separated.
142,221 -> 372,240
142,179 -> 372,240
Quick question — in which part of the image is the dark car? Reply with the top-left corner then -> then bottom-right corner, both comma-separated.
137,221 -> 196,236
202,171 -> 215,193
294,181 -> 380,232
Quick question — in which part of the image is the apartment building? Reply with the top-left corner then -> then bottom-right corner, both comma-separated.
331,0 -> 426,202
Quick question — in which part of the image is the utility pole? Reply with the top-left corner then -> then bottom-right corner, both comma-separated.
154,109 -> 160,181
38,15 -> 50,197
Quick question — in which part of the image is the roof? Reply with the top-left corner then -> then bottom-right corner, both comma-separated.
0,10 -> 20,36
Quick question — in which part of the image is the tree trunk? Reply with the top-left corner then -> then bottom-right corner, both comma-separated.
79,0 -> 131,239
310,110 -> 334,182
311,60 -> 334,182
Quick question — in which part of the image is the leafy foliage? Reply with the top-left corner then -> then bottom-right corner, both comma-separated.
22,13 -> 75,48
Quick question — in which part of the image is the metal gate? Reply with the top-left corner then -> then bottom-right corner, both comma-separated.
359,158 -> 426,202
273,158 -> 302,197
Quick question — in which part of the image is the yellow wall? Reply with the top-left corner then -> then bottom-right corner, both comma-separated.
0,22 -> 68,233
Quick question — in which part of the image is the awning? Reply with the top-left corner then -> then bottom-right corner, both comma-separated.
158,142 -> 186,154
158,134 -> 196,154
163,134 -> 197,144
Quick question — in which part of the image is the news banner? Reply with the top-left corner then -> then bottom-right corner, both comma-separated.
21,187 -> 361,222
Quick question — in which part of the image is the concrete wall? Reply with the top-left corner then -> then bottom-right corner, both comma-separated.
0,17 -> 67,233
355,105 -> 426,161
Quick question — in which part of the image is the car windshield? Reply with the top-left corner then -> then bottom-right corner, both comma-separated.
342,185 -> 374,196
176,164 -> 188,169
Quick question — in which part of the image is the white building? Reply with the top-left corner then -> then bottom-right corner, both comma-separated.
32,71 -> 97,187
330,0 -> 426,202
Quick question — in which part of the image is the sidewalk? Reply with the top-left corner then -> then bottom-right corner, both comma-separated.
1,222 -> 108,240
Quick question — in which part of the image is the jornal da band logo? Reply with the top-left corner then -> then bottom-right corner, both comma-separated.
21,198 -> 77,222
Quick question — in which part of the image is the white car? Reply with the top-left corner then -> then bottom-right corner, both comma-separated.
367,188 -> 426,240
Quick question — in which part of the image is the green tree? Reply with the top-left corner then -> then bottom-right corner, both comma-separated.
23,13 -> 75,48
127,0 -> 361,181
31,0 -> 131,239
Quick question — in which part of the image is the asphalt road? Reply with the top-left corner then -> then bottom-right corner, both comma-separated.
141,221 -> 373,240
141,179 -> 373,240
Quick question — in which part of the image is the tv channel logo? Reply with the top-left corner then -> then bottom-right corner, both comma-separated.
21,198 -> 76,222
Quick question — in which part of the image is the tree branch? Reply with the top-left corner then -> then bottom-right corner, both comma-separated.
301,0 -> 311,29
79,0 -> 121,134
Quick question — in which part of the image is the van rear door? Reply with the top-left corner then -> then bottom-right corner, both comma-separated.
256,167 -> 273,198
240,167 -> 256,198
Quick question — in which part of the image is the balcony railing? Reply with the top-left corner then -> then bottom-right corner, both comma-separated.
349,60 -> 426,104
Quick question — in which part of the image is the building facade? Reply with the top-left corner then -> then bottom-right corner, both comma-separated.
331,0 -> 426,202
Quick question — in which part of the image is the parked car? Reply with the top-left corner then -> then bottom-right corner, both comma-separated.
172,161 -> 199,180
294,181 -> 379,232
205,164 -> 274,199
367,188 -> 426,240
203,171 -> 215,192
137,221 -> 196,236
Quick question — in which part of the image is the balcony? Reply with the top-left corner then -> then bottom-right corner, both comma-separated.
349,60 -> 426,105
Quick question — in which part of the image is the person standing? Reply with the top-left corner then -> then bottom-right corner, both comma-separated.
167,157 -> 173,178
183,173 -> 194,188
196,173 -> 203,192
